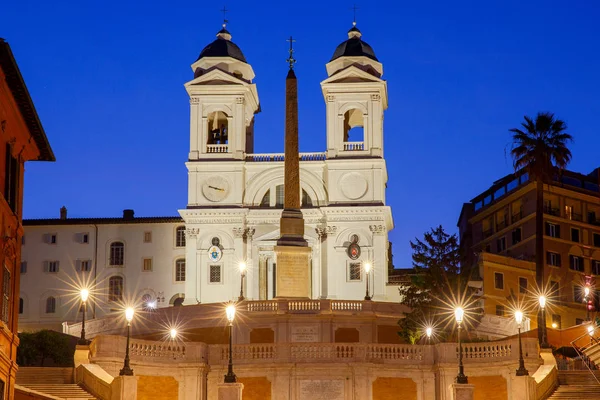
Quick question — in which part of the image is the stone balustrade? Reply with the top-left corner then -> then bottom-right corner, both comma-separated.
343,141 -> 364,151
206,144 -> 228,153
246,152 -> 327,162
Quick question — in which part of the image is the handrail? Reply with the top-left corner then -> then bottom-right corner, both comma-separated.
569,329 -> 600,384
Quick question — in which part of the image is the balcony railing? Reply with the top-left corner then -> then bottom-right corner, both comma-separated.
343,142 -> 364,151
543,206 -> 561,216
569,212 -> 583,222
206,144 -> 228,154
245,152 -> 327,162
482,228 -> 493,239
590,217 -> 600,227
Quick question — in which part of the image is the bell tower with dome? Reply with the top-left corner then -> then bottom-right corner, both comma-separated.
185,24 -> 260,162
321,23 -> 388,158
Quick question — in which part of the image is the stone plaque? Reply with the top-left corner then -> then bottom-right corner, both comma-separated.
275,246 -> 311,298
299,380 -> 344,400
291,325 -> 319,342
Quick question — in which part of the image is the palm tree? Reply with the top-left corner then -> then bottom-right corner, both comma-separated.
510,112 -> 573,345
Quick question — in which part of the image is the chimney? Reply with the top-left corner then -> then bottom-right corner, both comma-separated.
123,209 -> 135,220
60,206 -> 67,220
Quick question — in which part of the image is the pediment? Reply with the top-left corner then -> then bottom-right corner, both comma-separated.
185,68 -> 246,87
321,65 -> 383,85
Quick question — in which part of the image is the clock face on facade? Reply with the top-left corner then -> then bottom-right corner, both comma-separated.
202,176 -> 230,202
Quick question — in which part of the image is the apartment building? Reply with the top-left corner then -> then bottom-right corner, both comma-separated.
459,167 -> 600,329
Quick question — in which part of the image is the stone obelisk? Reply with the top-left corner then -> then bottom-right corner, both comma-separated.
275,37 -> 311,298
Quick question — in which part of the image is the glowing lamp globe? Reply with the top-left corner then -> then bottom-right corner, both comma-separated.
538,296 -> 546,309
125,307 -> 134,322
80,288 -> 90,303
515,310 -> 523,325
226,303 -> 236,323
425,327 -> 433,338
364,263 -> 372,273
170,328 -> 178,340
454,307 -> 465,324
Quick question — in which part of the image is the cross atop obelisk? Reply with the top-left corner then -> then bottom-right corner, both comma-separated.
275,36 -> 311,298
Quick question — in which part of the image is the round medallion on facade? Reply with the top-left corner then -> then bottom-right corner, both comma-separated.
208,245 -> 222,262
202,176 -> 230,202
348,242 -> 361,260
340,172 -> 368,200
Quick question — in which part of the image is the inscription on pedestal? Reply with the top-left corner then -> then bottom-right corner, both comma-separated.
299,380 -> 344,400
291,325 -> 319,342
275,246 -> 311,298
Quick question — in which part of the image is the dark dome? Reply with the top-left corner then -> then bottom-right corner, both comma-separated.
197,32 -> 247,63
330,26 -> 378,62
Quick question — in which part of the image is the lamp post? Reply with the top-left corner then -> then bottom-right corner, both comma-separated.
224,303 -> 237,383
119,307 -> 134,376
538,295 -> 549,348
515,310 -> 529,376
455,307 -> 468,384
238,262 -> 246,301
364,262 -> 372,301
78,288 -> 90,345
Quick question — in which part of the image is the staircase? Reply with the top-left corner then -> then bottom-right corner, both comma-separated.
548,371 -> 600,399
16,367 -> 97,400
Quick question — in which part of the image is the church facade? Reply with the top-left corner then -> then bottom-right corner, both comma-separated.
19,24 -> 396,331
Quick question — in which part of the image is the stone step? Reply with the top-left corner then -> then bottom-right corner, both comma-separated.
16,367 -> 74,384
20,384 -> 97,399
558,371 -> 600,385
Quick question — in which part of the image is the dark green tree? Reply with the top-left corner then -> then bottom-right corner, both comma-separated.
510,112 -> 573,344
17,330 -> 71,367
398,226 -> 473,343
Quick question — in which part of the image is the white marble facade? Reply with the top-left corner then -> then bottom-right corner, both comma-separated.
19,24 -> 395,331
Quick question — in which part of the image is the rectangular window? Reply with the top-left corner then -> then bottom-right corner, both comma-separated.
0,378 -> 5,400
275,185 -> 284,208
547,252 -> 561,267
593,260 -> 600,275
569,255 -> 583,272
77,260 -> 91,272
4,143 -> 19,213
550,280 -> 560,299
1,267 -> 10,324
44,261 -> 59,273
175,227 -> 186,247
495,305 -> 505,317
494,272 -> 504,290
565,205 -> 573,220
496,237 -> 506,252
20,261 -> 27,274
484,243 -> 491,253
594,233 -> 600,247
349,262 -> 362,281
143,258 -> 152,272
144,231 -> 152,243
175,259 -> 186,282
571,228 -> 580,243
209,265 -> 222,283
552,314 -> 562,329
512,228 -> 522,245
44,233 -> 58,244
519,277 -> 527,294
545,222 -> 560,238
574,286 -> 584,303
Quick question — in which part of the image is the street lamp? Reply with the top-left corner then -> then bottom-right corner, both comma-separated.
425,327 -> 433,341
238,262 -> 246,301
78,288 -> 90,345
454,307 -> 468,384
515,310 -> 529,376
538,295 -> 549,348
170,328 -> 178,340
584,284 -> 592,321
224,302 -> 237,383
364,262 -> 372,301
119,307 -> 135,376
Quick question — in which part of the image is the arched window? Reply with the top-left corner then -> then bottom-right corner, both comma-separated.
207,111 -> 229,145
108,276 -> 124,302
109,242 -> 124,266
173,297 -> 184,307
141,293 -> 156,310
175,226 -> 186,247
46,296 -> 56,313
302,189 -> 313,207
343,109 -> 365,150
260,190 -> 270,207
175,259 -> 186,282
19,298 -> 24,314
263,185 -> 314,208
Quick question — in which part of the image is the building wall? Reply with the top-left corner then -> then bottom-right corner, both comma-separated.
19,219 -> 185,331
0,39 -> 53,400
463,171 -> 600,329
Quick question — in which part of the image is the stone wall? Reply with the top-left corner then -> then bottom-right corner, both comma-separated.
137,376 -> 178,400
372,377 -> 417,400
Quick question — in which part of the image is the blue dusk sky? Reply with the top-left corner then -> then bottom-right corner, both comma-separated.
3,1 -> 600,269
